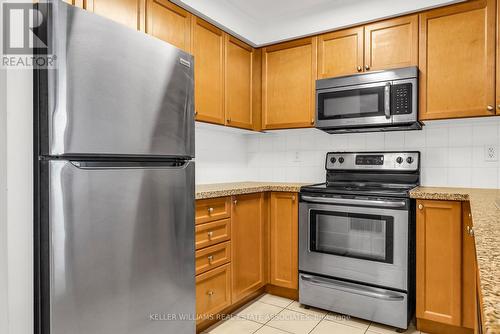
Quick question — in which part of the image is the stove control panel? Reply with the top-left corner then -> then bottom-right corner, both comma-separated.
326,152 -> 419,171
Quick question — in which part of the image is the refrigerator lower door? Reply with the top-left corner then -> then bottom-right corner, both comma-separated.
42,1 -> 194,158
45,160 -> 195,334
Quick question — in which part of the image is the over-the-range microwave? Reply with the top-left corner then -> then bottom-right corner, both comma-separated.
315,66 -> 422,134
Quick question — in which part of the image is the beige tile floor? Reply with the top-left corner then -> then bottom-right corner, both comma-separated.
203,294 -> 424,334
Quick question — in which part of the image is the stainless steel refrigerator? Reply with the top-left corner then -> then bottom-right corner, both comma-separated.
34,1 -> 195,333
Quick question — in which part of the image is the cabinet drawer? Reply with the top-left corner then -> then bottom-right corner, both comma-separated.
195,219 -> 231,250
196,197 -> 231,225
196,264 -> 231,322
196,241 -> 231,275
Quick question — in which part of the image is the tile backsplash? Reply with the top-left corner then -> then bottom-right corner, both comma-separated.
196,118 -> 500,188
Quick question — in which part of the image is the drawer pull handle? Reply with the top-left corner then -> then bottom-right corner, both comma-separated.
208,255 -> 213,263
208,207 -> 214,214
207,291 -> 214,296
207,231 -> 213,239
233,199 -> 238,205
418,204 -> 423,210
466,226 -> 475,237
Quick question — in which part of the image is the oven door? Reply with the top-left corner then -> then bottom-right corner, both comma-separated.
299,194 -> 409,291
316,82 -> 392,129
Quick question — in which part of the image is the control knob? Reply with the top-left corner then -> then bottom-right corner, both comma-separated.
406,156 -> 414,164
338,157 -> 345,164
396,156 -> 403,164
330,157 -> 337,164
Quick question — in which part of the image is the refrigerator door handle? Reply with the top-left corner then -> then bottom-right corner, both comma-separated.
70,160 -> 192,170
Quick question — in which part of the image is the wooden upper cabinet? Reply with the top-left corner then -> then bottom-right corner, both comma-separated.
270,193 -> 298,290
224,35 -> 254,130
85,0 -> 142,31
497,0 -> 500,114
364,15 -> 418,71
318,27 -> 364,78
63,0 -> 83,8
416,200 -> 462,326
262,37 -> 317,129
231,193 -> 266,303
192,18 -> 225,125
145,0 -> 191,52
419,0 -> 496,120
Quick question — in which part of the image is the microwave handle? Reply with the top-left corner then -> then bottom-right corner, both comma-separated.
384,83 -> 391,119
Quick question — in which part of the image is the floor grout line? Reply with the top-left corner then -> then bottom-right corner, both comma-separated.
305,312 -> 327,334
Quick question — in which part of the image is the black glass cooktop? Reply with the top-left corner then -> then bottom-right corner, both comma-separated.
300,182 -> 416,198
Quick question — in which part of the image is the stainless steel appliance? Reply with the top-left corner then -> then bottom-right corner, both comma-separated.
315,67 -> 421,133
34,2 -> 195,333
299,152 -> 419,329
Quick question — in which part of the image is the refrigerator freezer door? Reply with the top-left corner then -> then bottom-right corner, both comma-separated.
43,1 -> 194,158
47,160 -> 195,334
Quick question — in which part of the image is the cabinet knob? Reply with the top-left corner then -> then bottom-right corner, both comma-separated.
497,104 -> 500,110
195,111 -> 198,116
365,65 -> 370,71
207,255 -> 213,263
208,207 -> 214,214
207,231 -> 213,239
357,65 -> 362,72
418,204 -> 423,210
207,291 -> 214,296
233,199 -> 238,205
227,118 -> 231,123
292,195 -> 296,201
466,226 -> 475,237
311,118 -> 315,125
487,105 -> 494,112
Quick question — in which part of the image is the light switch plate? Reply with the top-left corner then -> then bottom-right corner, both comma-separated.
485,144 -> 498,161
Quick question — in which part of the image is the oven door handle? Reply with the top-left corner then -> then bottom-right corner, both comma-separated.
300,274 -> 404,301
301,195 -> 406,208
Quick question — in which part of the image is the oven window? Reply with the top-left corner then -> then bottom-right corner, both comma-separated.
318,86 -> 385,120
309,210 -> 394,264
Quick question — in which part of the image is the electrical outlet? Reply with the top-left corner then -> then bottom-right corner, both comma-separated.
293,151 -> 302,163
485,144 -> 498,162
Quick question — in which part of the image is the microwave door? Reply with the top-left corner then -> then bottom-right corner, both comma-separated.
316,82 -> 393,129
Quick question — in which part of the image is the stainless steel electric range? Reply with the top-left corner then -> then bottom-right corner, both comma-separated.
298,151 -> 420,330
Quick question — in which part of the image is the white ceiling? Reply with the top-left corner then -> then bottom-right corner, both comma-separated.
172,0 -> 464,46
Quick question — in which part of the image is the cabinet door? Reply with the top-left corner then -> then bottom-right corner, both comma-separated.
270,192 -> 298,289
231,193 -> 265,303
225,35 -> 254,130
419,0 -> 495,120
416,200 -> 462,326
196,264 -> 232,323
145,0 -> 191,52
364,15 -> 418,71
317,27 -> 364,78
497,0 -> 500,114
85,0 -> 142,30
262,37 -> 317,129
462,203 -> 476,330
192,18 -> 225,125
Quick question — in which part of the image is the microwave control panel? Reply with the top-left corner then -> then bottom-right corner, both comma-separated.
391,83 -> 412,115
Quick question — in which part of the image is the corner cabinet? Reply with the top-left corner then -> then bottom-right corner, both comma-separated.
85,0 -> 142,31
231,193 -> 266,303
192,17 -> 225,125
269,192 -> 298,289
145,0 -> 192,52
419,0 -> 496,120
224,36 -> 254,130
262,37 -> 317,129
416,200 -> 476,333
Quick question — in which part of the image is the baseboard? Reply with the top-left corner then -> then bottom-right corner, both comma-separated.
265,284 -> 299,300
417,318 -> 474,334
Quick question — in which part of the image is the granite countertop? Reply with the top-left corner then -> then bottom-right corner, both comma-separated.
195,182 -> 309,199
410,187 -> 500,334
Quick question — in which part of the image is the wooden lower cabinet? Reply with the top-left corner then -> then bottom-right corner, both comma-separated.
231,193 -> 266,303
416,199 -> 476,333
195,241 -> 231,275
269,192 -> 298,289
196,264 -> 232,323
195,218 -> 231,250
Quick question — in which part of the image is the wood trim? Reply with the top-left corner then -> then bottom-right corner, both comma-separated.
224,35 -> 254,130
363,14 -> 418,71
252,48 -> 263,131
261,36 -> 317,129
317,26 -> 364,78
497,0 -> 500,114
419,0 -> 495,120
417,318 -> 474,334
145,0 -> 192,50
